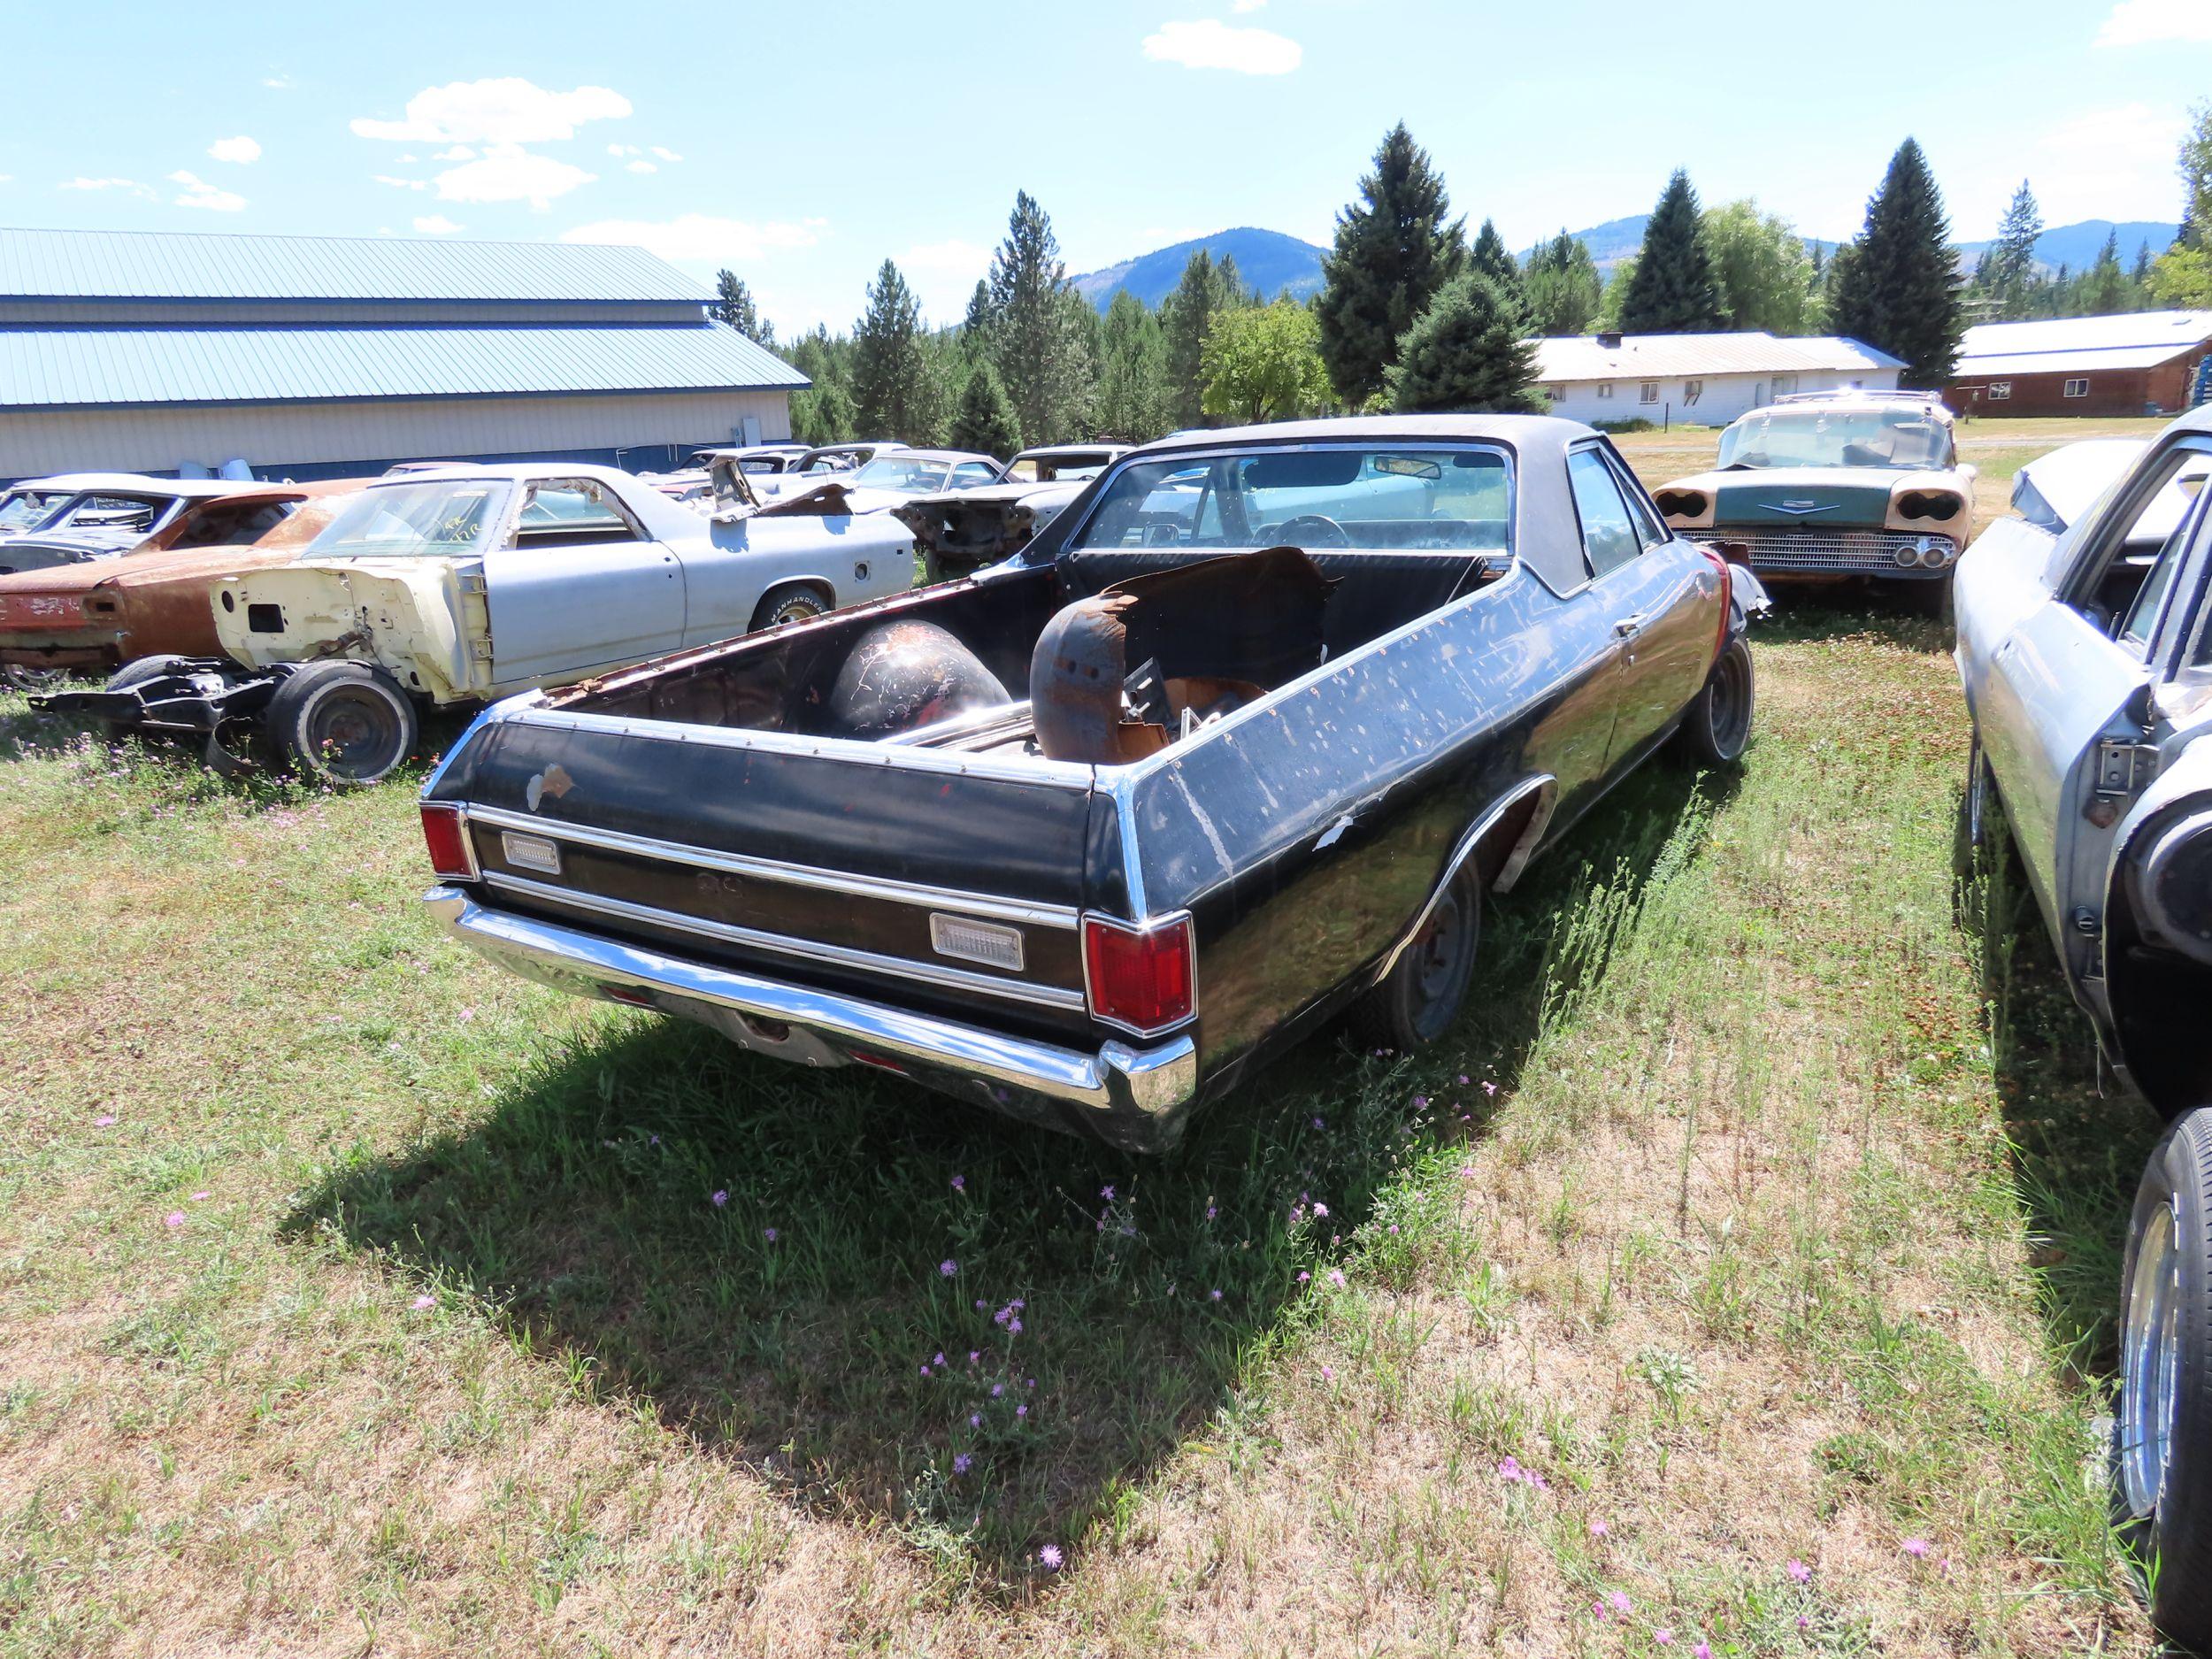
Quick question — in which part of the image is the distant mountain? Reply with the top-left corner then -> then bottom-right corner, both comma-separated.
1955,219 -> 2177,274
1072,227 -> 1326,311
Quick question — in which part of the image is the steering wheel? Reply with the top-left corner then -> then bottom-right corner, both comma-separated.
1276,513 -> 1349,549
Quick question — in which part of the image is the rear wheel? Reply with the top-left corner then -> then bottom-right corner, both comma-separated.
265,661 -> 419,787
749,585 -> 829,631
1671,637 -> 1755,769
1350,867 -> 1480,1051
1900,574 -> 1955,624
3,662 -> 73,693
2119,1107 -> 2212,1654
104,654 -> 196,694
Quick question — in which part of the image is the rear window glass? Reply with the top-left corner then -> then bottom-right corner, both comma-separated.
1069,446 -> 1511,553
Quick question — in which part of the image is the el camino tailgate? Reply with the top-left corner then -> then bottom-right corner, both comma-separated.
426,708 -> 1107,1041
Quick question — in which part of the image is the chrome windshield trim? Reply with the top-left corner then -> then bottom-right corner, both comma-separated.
500,704 -> 1101,790
480,869 -> 1087,1011
426,887 -> 1196,1121
464,803 -> 1079,930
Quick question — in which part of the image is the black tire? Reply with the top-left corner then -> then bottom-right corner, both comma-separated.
1350,866 -> 1481,1051
265,661 -> 419,787
749,585 -> 830,631
3,662 -> 73,694
1900,574 -> 1955,624
1671,637 -> 1755,769
2118,1107 -> 2212,1654
105,654 -> 198,694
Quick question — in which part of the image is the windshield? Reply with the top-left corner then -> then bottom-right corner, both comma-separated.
853,456 -> 954,491
308,480 -> 511,557
1717,408 -> 1955,471
0,489 -> 77,533
1007,452 -> 1113,483
1067,445 -> 1513,553
795,450 -> 864,474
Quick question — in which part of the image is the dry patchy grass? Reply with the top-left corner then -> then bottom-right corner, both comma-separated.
0,603 -> 2162,1655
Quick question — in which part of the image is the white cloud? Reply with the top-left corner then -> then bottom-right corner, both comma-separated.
626,159 -> 657,173
169,170 -> 247,211
559,212 -> 823,264
375,174 -> 429,191
431,145 -> 476,162
2096,0 -> 2212,46
434,143 -> 595,210
1141,19 -> 1301,73
650,146 -> 682,162
350,78 -> 631,145
412,214 -> 465,234
208,135 -> 262,165
61,176 -> 156,198
263,73 -> 294,89
608,142 -> 640,157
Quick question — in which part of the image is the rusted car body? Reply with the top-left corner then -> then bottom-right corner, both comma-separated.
0,481 -> 362,680
896,443 -> 1133,581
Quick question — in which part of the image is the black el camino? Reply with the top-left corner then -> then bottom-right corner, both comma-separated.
415,415 -> 1768,1151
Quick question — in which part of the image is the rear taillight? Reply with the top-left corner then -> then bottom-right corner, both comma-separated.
1081,912 -> 1195,1036
419,803 -> 478,880
1698,547 -> 1733,664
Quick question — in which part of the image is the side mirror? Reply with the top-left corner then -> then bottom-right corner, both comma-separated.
1957,464 -> 1978,481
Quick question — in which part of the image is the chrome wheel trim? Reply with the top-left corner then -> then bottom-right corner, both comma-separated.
2123,1195 -> 2182,1517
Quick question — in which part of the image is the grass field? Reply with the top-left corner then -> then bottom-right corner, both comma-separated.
0,448 -> 2176,1655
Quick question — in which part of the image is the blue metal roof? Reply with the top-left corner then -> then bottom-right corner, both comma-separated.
0,323 -> 807,408
0,227 -> 711,303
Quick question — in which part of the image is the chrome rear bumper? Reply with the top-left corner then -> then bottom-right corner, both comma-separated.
425,887 -> 1202,1150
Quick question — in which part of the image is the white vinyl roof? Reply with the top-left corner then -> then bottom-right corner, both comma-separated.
1955,310 -> 2212,373
1532,331 -> 1904,383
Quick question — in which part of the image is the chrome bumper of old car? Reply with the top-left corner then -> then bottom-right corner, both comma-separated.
425,887 -> 1202,1149
1687,528 -> 1957,577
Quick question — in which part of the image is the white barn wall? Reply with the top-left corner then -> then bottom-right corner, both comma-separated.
1545,367 -> 1901,428
0,389 -> 791,480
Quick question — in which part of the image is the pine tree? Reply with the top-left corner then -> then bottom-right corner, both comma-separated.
1827,138 -> 1964,388
2149,102 -> 2212,307
1095,289 -> 1172,441
1315,122 -> 1468,408
963,279 -> 995,339
1469,219 -> 1526,319
2080,231 -> 2128,315
852,259 -> 945,443
1981,180 -> 2042,319
1616,170 -> 1725,333
1525,231 -> 1602,335
785,326 -> 855,446
711,270 -> 773,346
1387,273 -> 1544,414
985,192 -> 1096,446
949,361 -> 1022,459
1162,250 -> 1243,429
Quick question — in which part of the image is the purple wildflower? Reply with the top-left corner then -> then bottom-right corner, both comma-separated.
1329,1269 -> 1346,1288
950,1174 -> 965,1192
970,1413 -> 981,1428
710,1189 -> 728,1208
991,1383 -> 1004,1397
1655,1630 -> 1674,1647
164,1211 -> 184,1228
953,1453 -> 972,1474
1209,1287 -> 1223,1302
1589,1518 -> 1609,1538
1497,1456 -> 1523,1482
1902,1537 -> 1930,1559
1609,1591 -> 1632,1615
1413,1094 -> 1428,1109
1100,1185 -> 1114,1201
95,1114 -> 117,1127
939,1258 -> 957,1277
1787,1559 -> 1810,1583
934,1352 -> 946,1366
1017,1403 -> 1028,1417
764,1227 -> 779,1242
1312,1202 -> 1329,1218
411,1294 -> 436,1310
1695,1645 -> 1712,1659
1038,1543 -> 1062,1570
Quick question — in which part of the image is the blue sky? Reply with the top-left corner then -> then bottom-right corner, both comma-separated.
3,0 -> 2206,334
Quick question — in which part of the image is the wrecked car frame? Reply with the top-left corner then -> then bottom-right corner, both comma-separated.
417,415 -> 1767,1153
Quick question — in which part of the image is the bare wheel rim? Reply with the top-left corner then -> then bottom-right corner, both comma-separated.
304,686 -> 404,779
2123,1196 -> 2182,1517
1708,646 -> 1752,757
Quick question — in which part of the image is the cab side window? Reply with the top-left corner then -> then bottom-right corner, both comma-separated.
1567,448 -> 1642,578
511,481 -> 644,549
2069,442 -> 2212,636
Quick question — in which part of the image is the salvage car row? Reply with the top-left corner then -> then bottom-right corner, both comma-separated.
4,398 -> 2208,1649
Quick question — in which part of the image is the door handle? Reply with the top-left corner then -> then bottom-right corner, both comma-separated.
1613,614 -> 1645,637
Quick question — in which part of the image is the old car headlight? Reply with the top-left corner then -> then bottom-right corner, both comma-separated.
2132,809 -> 2212,966
1655,489 -> 1708,518
1897,490 -> 1963,521
1893,545 -> 1920,567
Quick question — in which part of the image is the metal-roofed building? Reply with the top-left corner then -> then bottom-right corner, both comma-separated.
0,227 -> 805,483
1944,310 -> 2212,418
1531,332 -> 1904,427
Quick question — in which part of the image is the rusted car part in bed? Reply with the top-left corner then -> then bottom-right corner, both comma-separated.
0,481 -> 364,689
1955,409 -> 2212,1652
417,415 -> 1769,1154
36,463 -> 917,785
895,443 -> 1133,581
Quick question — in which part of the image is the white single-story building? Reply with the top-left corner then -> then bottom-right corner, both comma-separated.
1532,332 -> 1905,427
0,227 -> 805,485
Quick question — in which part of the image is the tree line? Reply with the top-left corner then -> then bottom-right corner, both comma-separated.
708,100 -> 2212,447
